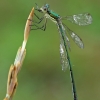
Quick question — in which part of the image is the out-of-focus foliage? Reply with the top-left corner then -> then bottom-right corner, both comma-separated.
0,0 -> 100,100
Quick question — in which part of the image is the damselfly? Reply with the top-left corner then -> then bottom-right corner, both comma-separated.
30,3 -> 92,100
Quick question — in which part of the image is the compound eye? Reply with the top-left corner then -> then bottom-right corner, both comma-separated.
43,7 -> 47,11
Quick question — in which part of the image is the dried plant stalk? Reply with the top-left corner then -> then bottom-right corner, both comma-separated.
4,7 -> 34,100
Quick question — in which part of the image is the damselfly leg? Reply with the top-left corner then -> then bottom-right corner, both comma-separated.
30,17 -> 47,31
29,12 -> 47,31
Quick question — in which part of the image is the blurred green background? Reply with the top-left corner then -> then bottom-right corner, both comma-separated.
0,0 -> 100,100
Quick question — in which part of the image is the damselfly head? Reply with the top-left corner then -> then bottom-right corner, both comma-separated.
35,3 -> 50,13
40,4 -> 50,13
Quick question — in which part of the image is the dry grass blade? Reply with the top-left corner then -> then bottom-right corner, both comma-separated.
24,7 -> 34,42
3,7 -> 34,100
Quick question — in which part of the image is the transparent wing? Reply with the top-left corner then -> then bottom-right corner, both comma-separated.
60,22 -> 71,50
62,13 -> 92,26
57,23 -> 69,71
63,23 -> 84,49
59,33 -> 69,71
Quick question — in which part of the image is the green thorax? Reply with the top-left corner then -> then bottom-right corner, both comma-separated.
47,10 -> 60,19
